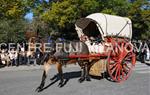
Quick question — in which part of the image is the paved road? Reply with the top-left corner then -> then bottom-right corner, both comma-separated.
0,62 -> 149,95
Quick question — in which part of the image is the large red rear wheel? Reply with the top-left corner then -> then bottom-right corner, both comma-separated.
106,40 -> 136,82
107,52 -> 136,82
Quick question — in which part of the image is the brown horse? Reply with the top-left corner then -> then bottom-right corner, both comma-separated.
36,40 -> 91,92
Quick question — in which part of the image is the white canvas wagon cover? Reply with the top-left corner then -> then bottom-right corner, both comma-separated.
75,13 -> 132,39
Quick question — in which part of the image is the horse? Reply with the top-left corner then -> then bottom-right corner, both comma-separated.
36,40 -> 91,92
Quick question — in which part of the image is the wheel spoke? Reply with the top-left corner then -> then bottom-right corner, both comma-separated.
114,66 -> 119,80
110,58 -> 118,63
124,63 -> 131,70
117,66 -> 121,81
109,62 -> 118,70
126,59 -> 131,62
123,65 -> 129,74
124,56 -> 132,61
121,67 -> 125,79
111,64 -> 118,75
124,53 -> 133,61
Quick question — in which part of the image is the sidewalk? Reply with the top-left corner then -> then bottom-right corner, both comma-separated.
0,65 -> 43,72
0,64 -> 78,72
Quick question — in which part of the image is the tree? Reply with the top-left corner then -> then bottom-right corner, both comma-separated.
38,0 -> 100,39
0,0 -> 33,19
0,0 -> 149,41
27,17 -> 50,38
31,0 -> 51,17
0,19 -> 27,43
100,0 -> 131,16
0,0 -> 35,42
128,0 -> 150,40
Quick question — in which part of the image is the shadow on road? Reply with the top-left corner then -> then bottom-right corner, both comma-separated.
145,63 -> 150,66
38,71 -> 81,92
37,71 -> 105,92
0,65 -> 5,68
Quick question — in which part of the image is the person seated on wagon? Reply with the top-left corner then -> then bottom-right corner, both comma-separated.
95,34 -> 103,43
89,36 -> 96,44
89,34 -> 104,54
89,34 -> 103,43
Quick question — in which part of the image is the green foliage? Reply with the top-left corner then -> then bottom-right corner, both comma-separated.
41,0 -> 77,28
27,18 -> 50,38
0,0 -> 149,42
79,0 -> 100,16
101,0 -> 131,16
40,0 -> 100,39
49,0 -> 149,40
31,0 -> 50,17
128,0 -> 150,40
0,0 -> 32,19
101,9 -> 117,15
0,19 -> 27,43
0,0 -> 35,42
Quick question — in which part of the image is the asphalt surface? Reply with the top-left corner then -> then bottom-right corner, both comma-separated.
0,61 -> 149,95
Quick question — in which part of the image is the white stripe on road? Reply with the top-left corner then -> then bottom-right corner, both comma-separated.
134,67 -> 150,70
137,70 -> 150,74
134,62 -> 150,74
135,65 -> 148,68
135,63 -> 148,67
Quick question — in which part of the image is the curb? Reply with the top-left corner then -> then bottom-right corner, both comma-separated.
0,65 -> 43,72
0,64 -> 79,72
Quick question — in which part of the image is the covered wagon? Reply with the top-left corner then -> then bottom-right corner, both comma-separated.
71,13 -> 136,82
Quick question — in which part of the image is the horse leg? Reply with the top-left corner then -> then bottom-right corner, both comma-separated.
78,62 -> 86,83
36,62 -> 50,92
56,62 -> 64,87
85,63 -> 91,81
79,66 -> 86,83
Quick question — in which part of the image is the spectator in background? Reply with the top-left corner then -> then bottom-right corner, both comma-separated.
9,49 -> 18,66
0,49 -> 6,66
140,41 -> 148,63
14,49 -> 18,66
19,45 -> 26,65
0,49 -> 10,67
0,49 -> 1,64
146,48 -> 150,61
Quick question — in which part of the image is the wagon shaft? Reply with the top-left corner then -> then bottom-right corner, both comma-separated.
69,53 -> 106,59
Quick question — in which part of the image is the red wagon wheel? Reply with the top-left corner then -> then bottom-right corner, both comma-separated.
107,41 -> 136,82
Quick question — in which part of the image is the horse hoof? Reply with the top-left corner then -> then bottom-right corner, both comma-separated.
50,75 -> 57,81
78,77 -> 85,83
35,86 -> 42,92
58,84 -> 63,88
58,82 -> 63,87
58,80 -> 64,88
86,77 -> 91,81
